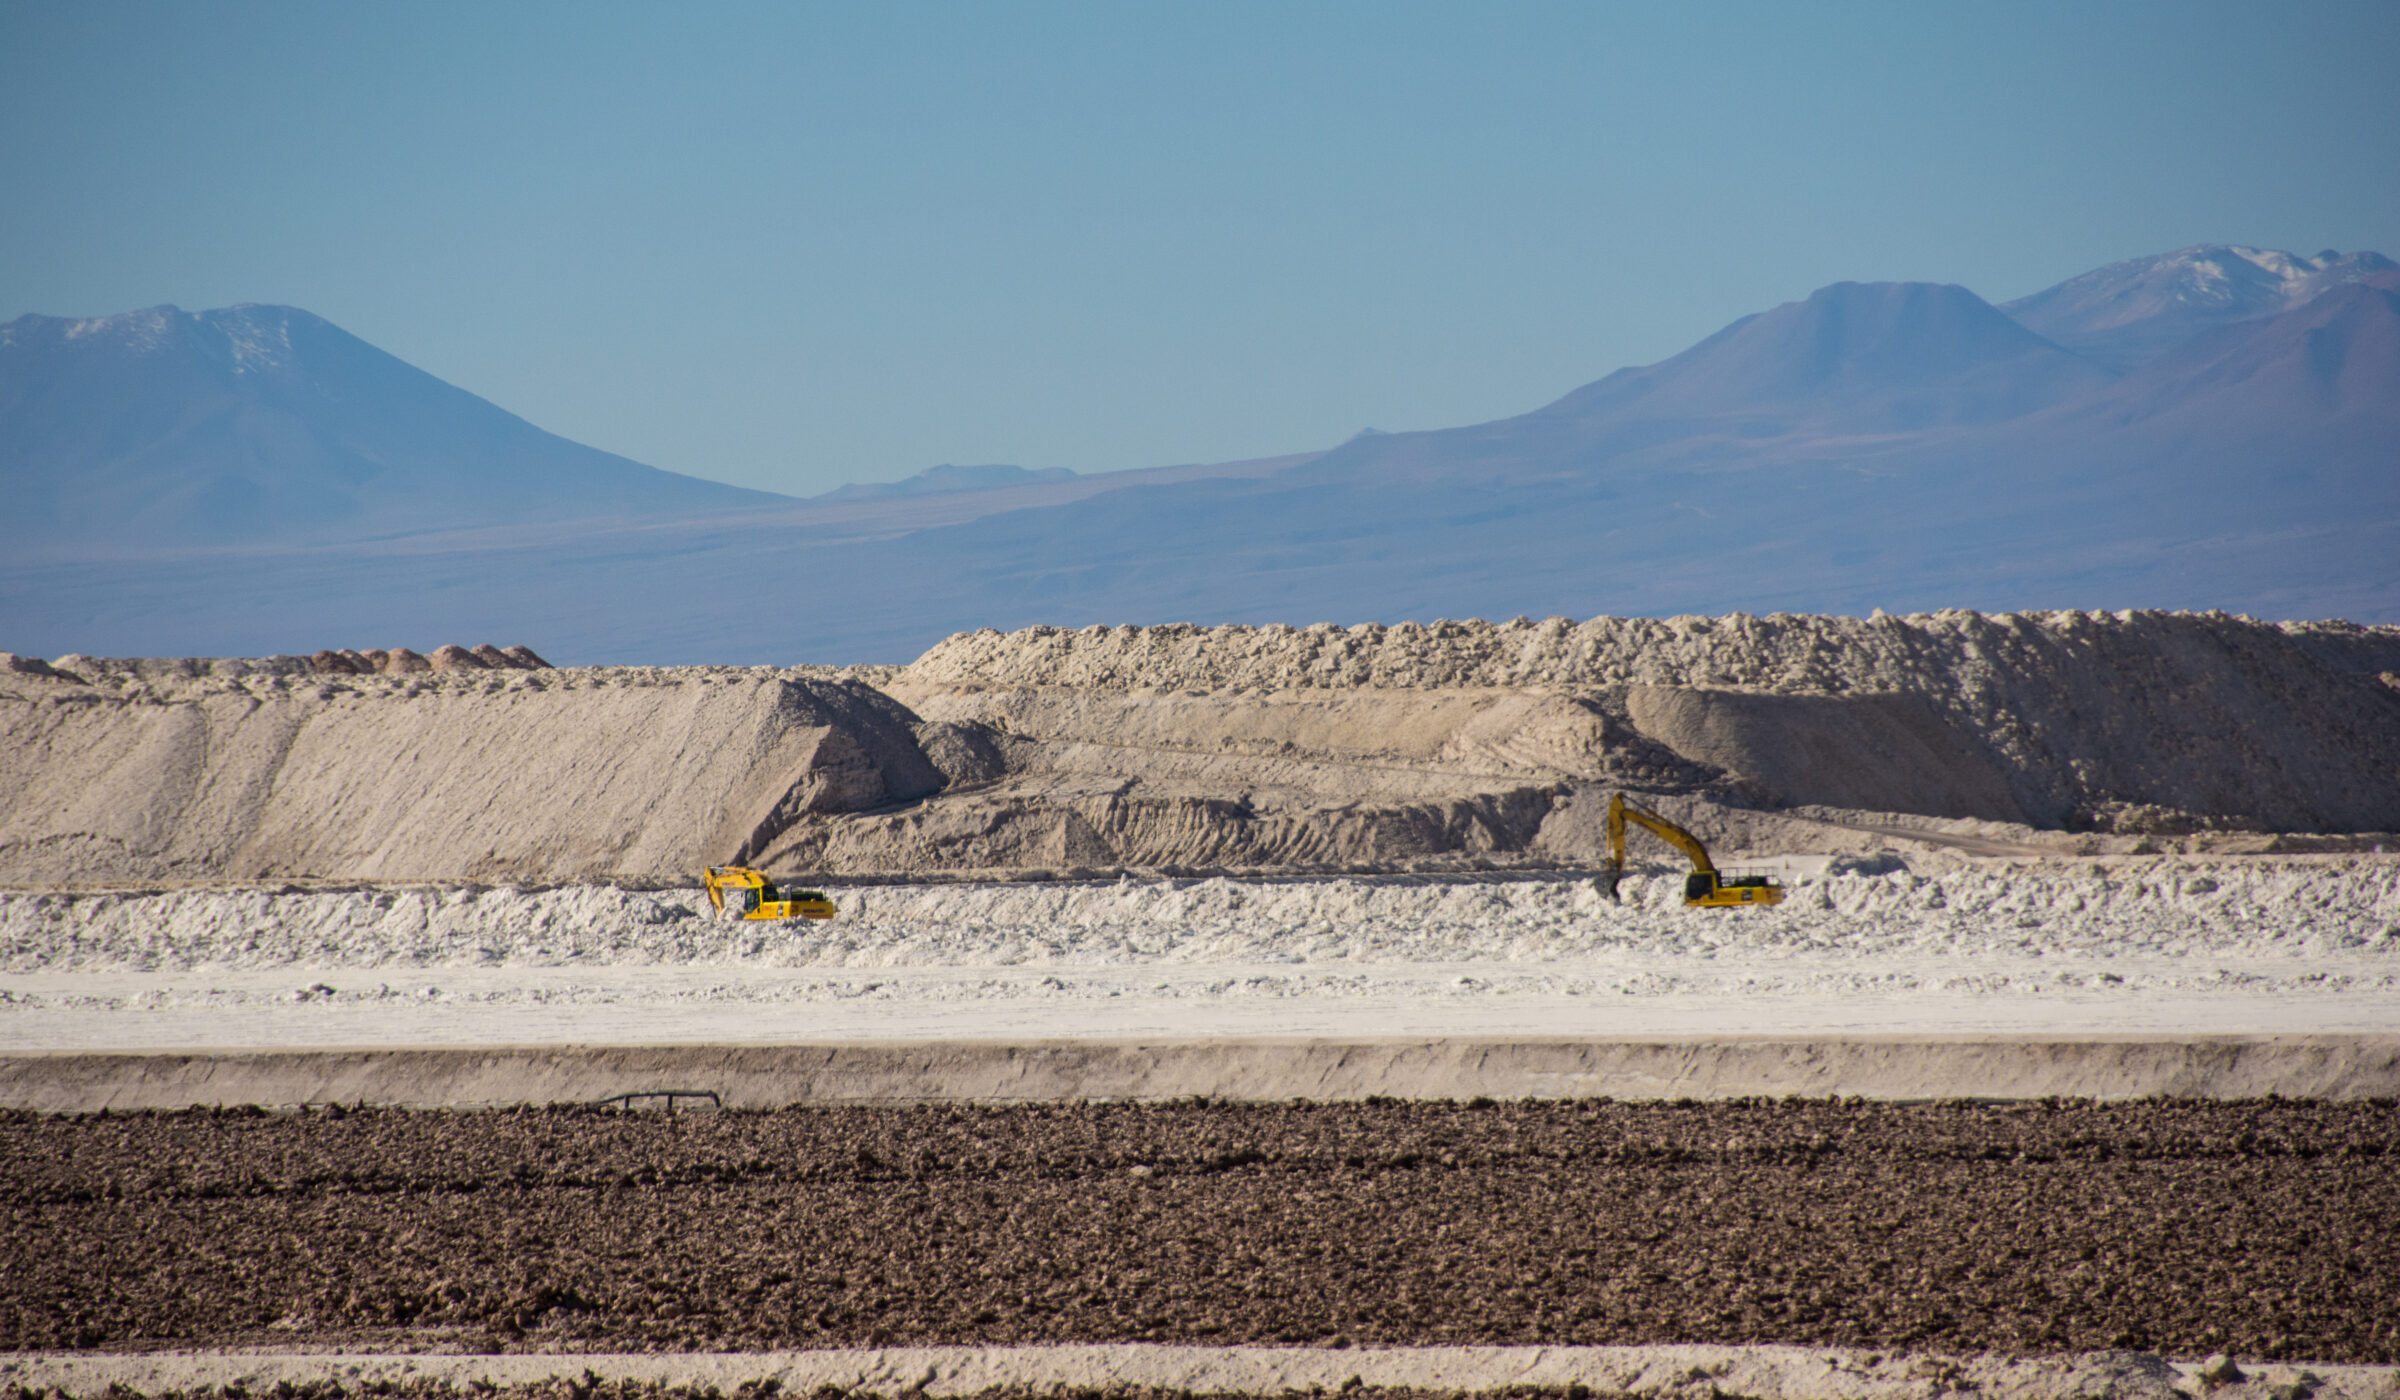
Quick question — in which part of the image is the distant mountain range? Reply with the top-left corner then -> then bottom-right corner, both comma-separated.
3,244 -> 2394,662
0,304 -> 789,556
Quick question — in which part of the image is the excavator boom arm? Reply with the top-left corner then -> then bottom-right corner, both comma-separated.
1598,792 -> 1782,909
1613,797 -> 1716,874
1601,792 -> 1721,902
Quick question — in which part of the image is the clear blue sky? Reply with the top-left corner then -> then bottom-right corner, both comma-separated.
5,0 -> 2396,496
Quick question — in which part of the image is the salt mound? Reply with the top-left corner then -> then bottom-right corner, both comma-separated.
6,610 -> 2396,885
903,611 -> 2400,833
0,670 -> 939,884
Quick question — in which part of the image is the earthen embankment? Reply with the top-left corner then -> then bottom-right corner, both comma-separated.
5,610 -> 2396,885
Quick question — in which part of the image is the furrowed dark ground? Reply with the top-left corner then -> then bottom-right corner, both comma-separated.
4,1099 -> 2395,1361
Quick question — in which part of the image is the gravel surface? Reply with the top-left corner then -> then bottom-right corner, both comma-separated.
5,1099 -> 2394,1362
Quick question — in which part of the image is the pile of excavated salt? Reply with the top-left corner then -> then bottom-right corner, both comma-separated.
903,611 -> 2400,835
10,612 -> 2398,891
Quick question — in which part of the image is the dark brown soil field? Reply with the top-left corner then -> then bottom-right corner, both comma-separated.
3,1099 -> 2395,1362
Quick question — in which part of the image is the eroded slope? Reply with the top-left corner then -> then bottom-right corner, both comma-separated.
0,667 -> 935,883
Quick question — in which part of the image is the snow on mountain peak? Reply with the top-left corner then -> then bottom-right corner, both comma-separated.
206,305 -> 301,375
2001,243 -> 2397,371
2,304 -> 319,373
2129,244 -> 2391,308
2224,244 -> 2311,277
2154,245 -> 2354,309
57,305 -> 181,352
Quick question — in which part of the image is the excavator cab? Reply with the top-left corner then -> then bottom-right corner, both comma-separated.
1684,870 -> 1783,907
702,865 -> 836,921
1602,794 -> 1785,909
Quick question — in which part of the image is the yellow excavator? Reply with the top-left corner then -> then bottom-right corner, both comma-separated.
1600,792 -> 1785,908
702,865 -> 836,921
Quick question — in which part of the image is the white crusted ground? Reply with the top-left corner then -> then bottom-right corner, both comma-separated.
4,855 -> 2395,1048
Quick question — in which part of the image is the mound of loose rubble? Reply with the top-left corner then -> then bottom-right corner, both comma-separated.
3,610 -> 2395,885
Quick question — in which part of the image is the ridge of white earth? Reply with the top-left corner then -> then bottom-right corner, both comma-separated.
6,859 -> 2394,1048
